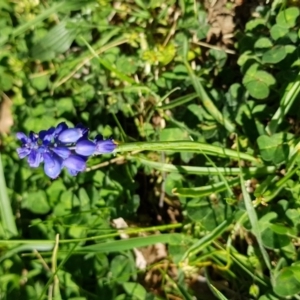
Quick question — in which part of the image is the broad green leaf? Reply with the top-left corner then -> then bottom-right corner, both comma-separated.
22,191 -> 51,214
110,255 -> 131,283
274,267 -> 300,297
116,56 -> 138,75
245,18 -> 266,31
259,293 -> 281,300
262,46 -> 287,64
269,223 -> 290,235
276,7 -> 300,29
257,134 -> 290,164
31,21 -> 77,61
56,98 -> 75,116
270,24 -> 289,40
122,282 -> 147,300
254,37 -> 273,49
186,198 -> 233,231
258,212 -> 290,249
30,73 -> 49,91
242,65 -> 275,99
159,127 -> 189,141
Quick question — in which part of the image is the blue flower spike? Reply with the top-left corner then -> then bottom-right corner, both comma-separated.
16,123 -> 117,179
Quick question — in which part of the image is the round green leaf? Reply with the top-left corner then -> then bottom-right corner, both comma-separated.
116,56 -> 138,75
56,98 -> 74,116
291,265 -> 300,283
30,74 -> 49,91
259,293 -> 280,300
0,72 -> 13,91
110,255 -> 132,283
276,7 -> 300,29
269,224 -> 290,235
245,18 -> 266,31
254,37 -> 273,49
243,70 -> 275,100
187,198 -> 232,231
274,267 -> 300,297
270,24 -> 289,40
257,134 -> 289,164
262,46 -> 287,64
122,282 -> 147,300
23,191 -> 51,214
261,228 -> 290,249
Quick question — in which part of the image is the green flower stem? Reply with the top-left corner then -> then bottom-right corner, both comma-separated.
115,141 -> 258,162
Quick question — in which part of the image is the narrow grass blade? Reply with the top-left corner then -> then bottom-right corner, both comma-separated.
180,219 -> 232,262
209,284 -> 229,300
177,284 -> 194,300
78,233 -> 182,253
266,73 -> 300,135
229,250 -> 269,286
38,242 -> 78,300
240,177 -> 272,273
0,223 -> 182,246
1,1 -> 95,45
30,21 -> 76,61
262,167 -> 298,203
159,92 -> 197,110
163,113 -> 203,137
184,61 -> 236,133
131,156 -> 276,176
115,141 -> 258,162
53,35 -> 128,89
173,177 -> 240,197
0,243 -> 53,263
0,154 -> 18,238
237,141 -> 273,279
112,112 -> 128,142
81,36 -> 136,84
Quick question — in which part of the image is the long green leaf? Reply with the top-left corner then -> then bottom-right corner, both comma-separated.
159,93 -> 197,110
266,73 -> 300,135
81,36 -> 136,84
173,177 -> 240,197
184,61 -> 236,133
132,156 -> 276,176
180,219 -> 232,262
0,154 -> 18,238
237,141 -> 273,281
0,1 -> 95,46
78,233 -> 182,253
115,141 -> 258,162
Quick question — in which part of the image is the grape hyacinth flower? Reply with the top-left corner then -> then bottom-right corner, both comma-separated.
16,122 -> 117,179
